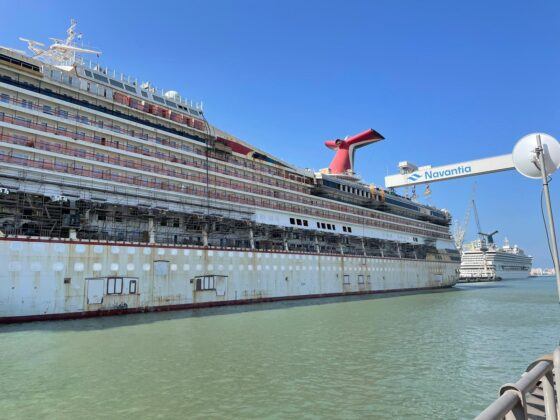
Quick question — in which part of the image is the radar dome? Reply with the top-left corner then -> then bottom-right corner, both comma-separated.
164,90 -> 180,101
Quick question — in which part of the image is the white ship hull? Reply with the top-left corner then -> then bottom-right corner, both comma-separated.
0,239 -> 458,322
459,270 -> 529,282
494,270 -> 530,280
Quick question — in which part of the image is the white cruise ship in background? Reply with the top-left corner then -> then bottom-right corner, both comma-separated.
459,238 -> 532,281
0,21 -> 460,322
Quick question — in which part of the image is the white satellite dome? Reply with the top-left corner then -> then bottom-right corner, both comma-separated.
164,90 -> 180,101
512,133 -> 560,179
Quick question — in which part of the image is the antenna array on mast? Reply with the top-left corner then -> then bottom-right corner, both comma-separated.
19,19 -> 101,66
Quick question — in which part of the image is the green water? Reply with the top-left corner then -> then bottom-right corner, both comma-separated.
1,277 -> 559,419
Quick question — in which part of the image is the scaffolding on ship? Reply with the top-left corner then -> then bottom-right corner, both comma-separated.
0,166 -> 436,259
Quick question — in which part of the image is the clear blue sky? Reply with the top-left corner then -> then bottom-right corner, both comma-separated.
2,0 -> 559,267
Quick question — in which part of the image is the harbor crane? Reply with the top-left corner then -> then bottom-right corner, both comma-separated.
452,183 -> 476,250
471,199 -> 498,249
385,154 -> 515,189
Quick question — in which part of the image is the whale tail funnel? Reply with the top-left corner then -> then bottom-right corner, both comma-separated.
325,129 -> 384,175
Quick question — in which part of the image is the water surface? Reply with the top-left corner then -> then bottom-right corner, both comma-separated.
1,277 -> 559,419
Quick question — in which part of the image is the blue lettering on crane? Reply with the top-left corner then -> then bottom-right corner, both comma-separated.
407,165 -> 472,182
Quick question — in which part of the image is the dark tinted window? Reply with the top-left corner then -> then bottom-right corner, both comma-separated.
109,79 -> 124,88
93,73 -> 109,83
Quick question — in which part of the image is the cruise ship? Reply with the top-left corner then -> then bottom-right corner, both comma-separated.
0,21 -> 459,322
459,239 -> 532,281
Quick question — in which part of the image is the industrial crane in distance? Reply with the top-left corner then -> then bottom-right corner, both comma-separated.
471,199 -> 498,251
452,183 -> 476,250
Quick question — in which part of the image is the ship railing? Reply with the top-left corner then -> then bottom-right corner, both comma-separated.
476,347 -> 560,420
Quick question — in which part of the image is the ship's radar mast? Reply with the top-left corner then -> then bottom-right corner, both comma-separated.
19,19 -> 101,67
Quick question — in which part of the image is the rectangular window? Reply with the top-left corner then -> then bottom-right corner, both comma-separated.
152,95 -> 165,104
93,73 -> 109,83
107,277 -> 123,295
289,218 -> 295,225
303,220 -> 308,227
141,91 -> 148,98
124,85 -> 136,93
343,226 -> 347,232
321,223 -> 326,229
195,276 -> 215,291
109,79 -> 124,89
348,227 -> 352,233
316,222 -> 321,228
358,275 -> 364,284
343,275 -> 350,284
129,279 -> 137,294
296,219 -> 302,226
84,69 -> 93,78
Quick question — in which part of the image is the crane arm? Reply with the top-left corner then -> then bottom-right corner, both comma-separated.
472,199 -> 482,234
384,154 -> 514,188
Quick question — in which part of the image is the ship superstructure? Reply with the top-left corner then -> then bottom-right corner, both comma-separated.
0,22 -> 459,322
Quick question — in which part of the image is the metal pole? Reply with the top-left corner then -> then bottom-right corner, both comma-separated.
542,371 -> 557,420
554,348 -> 560,419
536,134 -> 560,302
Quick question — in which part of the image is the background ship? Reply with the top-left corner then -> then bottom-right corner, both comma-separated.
529,267 -> 556,277
459,238 -> 532,281
453,197 -> 532,282
0,21 -> 459,322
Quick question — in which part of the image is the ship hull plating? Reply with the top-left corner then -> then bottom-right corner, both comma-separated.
0,239 -> 458,323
